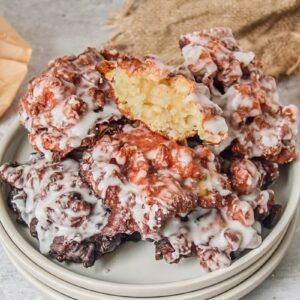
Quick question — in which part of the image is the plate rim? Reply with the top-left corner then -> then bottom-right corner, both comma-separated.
0,121 -> 299,297
1,210 -> 297,300
0,213 -> 294,300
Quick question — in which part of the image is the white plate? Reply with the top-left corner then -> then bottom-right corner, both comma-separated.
0,122 -> 299,297
0,225 -> 287,300
3,246 -> 72,300
1,210 -> 297,300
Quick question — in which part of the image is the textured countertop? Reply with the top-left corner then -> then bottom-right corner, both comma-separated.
0,1 -> 300,299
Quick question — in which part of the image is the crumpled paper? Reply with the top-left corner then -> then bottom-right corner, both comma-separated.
0,17 -> 31,118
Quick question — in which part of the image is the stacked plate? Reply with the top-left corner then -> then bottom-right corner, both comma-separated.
0,122 -> 299,300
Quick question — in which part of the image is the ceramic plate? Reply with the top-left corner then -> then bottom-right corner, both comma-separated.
1,210 -> 297,300
0,122 -> 299,297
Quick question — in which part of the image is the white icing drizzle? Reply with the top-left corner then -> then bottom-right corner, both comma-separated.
241,189 -> 273,215
19,48 -> 122,159
233,51 -> 255,66
180,28 -> 298,161
184,82 -> 228,143
81,124 -> 236,241
160,205 -> 262,269
181,44 -> 217,79
81,135 -> 193,237
180,29 -> 251,87
0,158 -> 108,254
66,100 -> 121,148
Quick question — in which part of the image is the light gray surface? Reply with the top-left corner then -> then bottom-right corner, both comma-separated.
0,0 -> 300,299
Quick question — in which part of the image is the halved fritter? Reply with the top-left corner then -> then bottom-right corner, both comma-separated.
97,55 -> 227,144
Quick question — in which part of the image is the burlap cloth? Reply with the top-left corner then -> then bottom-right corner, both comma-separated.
107,0 -> 300,77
